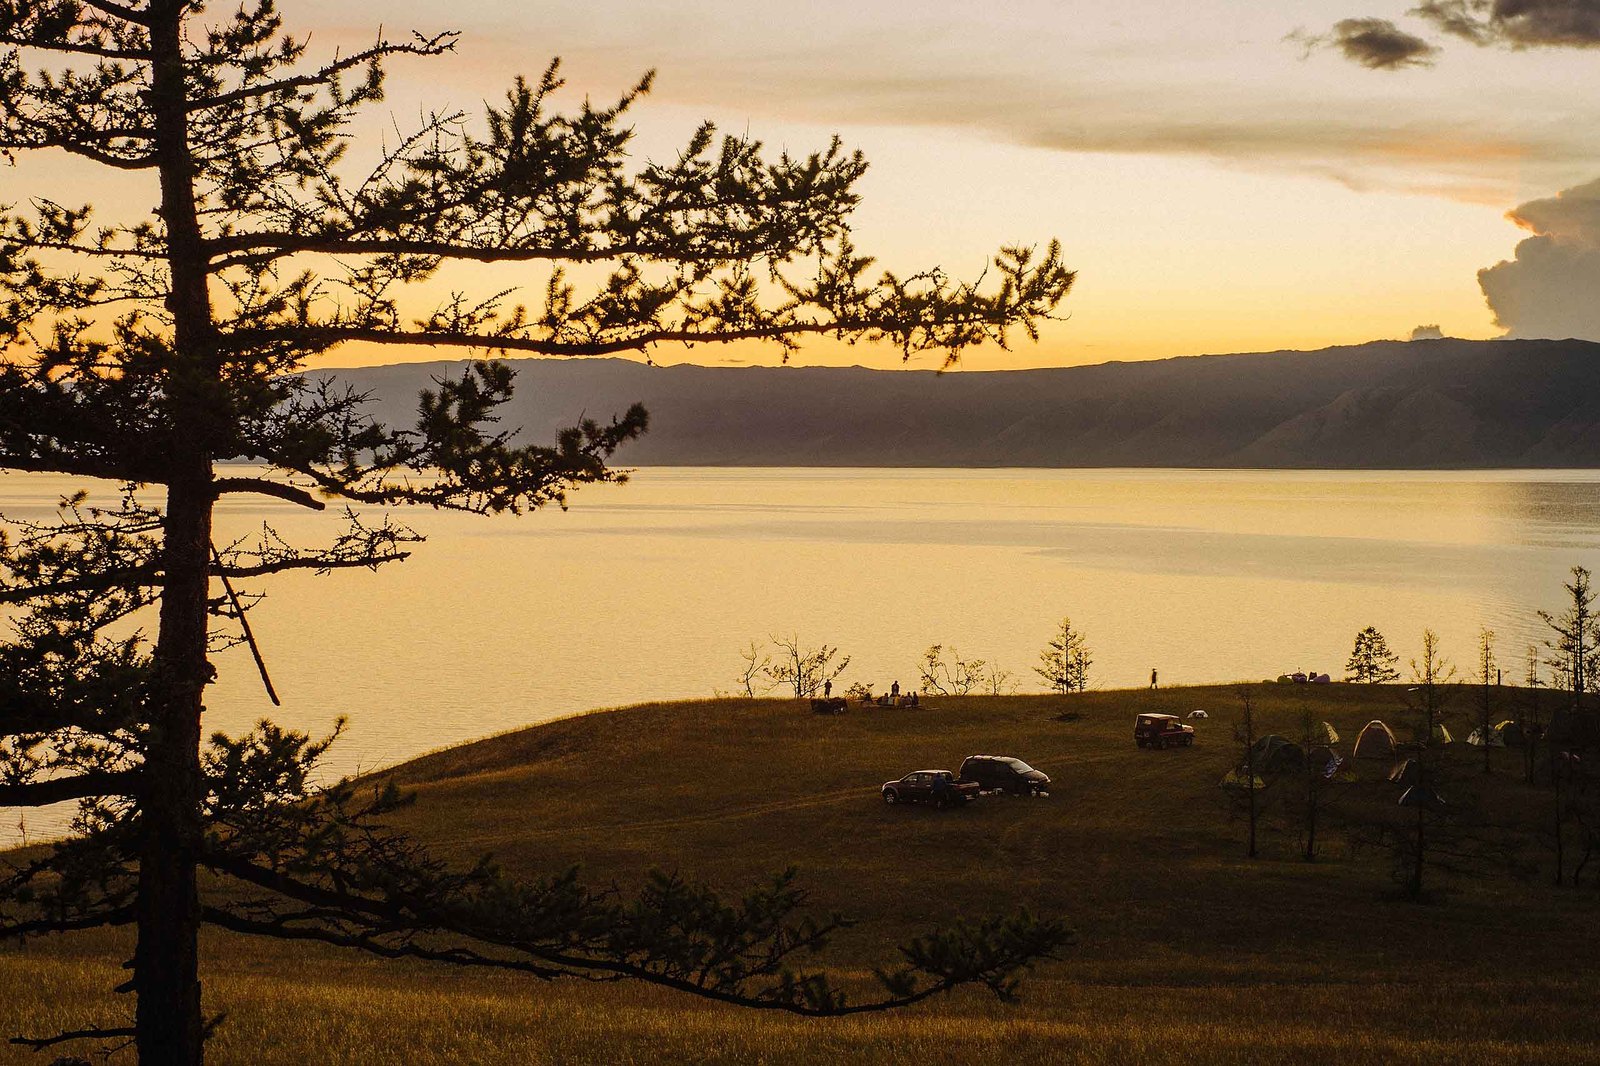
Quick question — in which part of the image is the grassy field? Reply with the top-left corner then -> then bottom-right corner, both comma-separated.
4,685 -> 1598,1064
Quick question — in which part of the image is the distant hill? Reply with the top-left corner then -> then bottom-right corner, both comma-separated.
316,338 -> 1600,468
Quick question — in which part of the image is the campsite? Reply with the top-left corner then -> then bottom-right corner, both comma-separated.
3,683 -> 1594,1065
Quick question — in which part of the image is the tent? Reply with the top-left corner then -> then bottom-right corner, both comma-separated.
1495,720 -> 1526,748
1188,709 -> 1209,719
1389,758 -> 1421,787
1431,723 -> 1454,745
1467,726 -> 1505,748
1311,721 -> 1340,746
1221,769 -> 1266,791
1307,745 -> 1340,773
1249,734 -> 1306,774
1399,784 -> 1448,814
1353,720 -> 1398,759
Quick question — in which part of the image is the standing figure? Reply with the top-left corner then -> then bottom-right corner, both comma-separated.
1150,668 -> 1158,690
891,680 -> 901,700
823,679 -> 832,698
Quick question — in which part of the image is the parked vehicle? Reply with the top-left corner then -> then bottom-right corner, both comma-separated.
881,770 -> 980,809
958,755 -> 1051,797
1134,713 -> 1195,749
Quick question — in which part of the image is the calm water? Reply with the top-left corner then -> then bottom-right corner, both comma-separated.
6,467 -> 1600,838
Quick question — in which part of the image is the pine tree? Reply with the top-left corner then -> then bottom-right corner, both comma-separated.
1539,565 -> 1600,718
0,4 -> 1076,1062
1034,617 -> 1091,694
1344,625 -> 1400,683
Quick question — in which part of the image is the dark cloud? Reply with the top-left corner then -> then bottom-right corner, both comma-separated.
1413,0 -> 1600,47
1478,178 -> 1600,339
1312,17 -> 1443,67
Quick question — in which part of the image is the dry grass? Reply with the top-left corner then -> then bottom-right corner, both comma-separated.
4,686 -> 1596,1064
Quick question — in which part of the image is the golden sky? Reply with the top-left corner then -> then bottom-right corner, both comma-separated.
11,0 -> 1600,370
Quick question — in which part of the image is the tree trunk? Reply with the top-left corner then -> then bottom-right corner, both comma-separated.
138,3 -> 221,1062
136,474 -> 213,1065
1409,805 -> 1425,901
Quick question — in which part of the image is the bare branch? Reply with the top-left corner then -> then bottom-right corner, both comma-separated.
0,769 -> 140,806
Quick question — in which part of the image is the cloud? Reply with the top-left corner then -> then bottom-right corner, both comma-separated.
1298,18 -> 1442,68
1478,177 -> 1600,339
1413,0 -> 1600,47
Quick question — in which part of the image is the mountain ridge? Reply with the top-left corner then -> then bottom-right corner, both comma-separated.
312,337 -> 1600,468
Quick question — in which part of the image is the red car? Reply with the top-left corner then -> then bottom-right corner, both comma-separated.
881,770 -> 981,809
1135,713 -> 1195,749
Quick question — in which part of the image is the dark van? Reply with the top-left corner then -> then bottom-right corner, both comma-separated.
958,755 -> 1051,797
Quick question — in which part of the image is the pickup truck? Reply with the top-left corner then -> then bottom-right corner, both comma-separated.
881,770 -> 981,809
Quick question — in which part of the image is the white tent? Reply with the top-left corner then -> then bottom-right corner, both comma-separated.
1353,720 -> 1398,760
1467,727 -> 1506,748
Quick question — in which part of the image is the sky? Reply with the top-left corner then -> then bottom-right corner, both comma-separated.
15,0 -> 1600,369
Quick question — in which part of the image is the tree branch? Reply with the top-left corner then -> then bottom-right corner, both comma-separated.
0,770 -> 140,806
188,36 -> 457,114
213,477 -> 327,511
9,1025 -> 137,1052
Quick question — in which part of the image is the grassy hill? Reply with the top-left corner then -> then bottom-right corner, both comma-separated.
4,686 -> 1598,1064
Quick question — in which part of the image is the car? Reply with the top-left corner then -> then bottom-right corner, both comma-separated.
881,770 -> 980,809
958,755 -> 1051,797
1135,713 -> 1195,749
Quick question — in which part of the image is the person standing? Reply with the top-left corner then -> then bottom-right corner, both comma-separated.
1150,668 -> 1158,690
824,679 -> 832,698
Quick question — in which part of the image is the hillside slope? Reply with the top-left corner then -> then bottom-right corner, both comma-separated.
6,689 -> 1592,1065
317,338 -> 1600,468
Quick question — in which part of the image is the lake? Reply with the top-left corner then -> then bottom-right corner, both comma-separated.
6,467 -> 1600,839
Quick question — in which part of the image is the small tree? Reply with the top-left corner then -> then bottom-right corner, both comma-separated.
1035,617 -> 1091,694
1345,626 -> 1401,683
1540,565 -> 1600,715
1408,628 -> 1456,749
733,640 -> 773,698
919,644 -> 987,696
1292,708 -> 1341,862
983,663 -> 1018,696
1234,691 -> 1262,859
1522,644 -> 1545,785
1476,627 -> 1497,775
1398,629 -> 1455,900
765,635 -> 851,698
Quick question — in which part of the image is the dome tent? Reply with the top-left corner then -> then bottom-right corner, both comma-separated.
1249,735 -> 1306,774
1495,720 -> 1526,748
1389,758 -> 1422,787
1353,720 -> 1398,760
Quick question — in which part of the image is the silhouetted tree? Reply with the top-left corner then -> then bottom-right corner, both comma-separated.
1476,627 -> 1497,775
1397,629 -> 1455,899
1344,626 -> 1400,683
731,640 -> 773,698
1292,708 -> 1343,862
983,663 -> 1018,696
1233,691 -> 1262,859
1522,644 -> 1545,785
919,644 -> 987,696
1540,566 -> 1600,724
765,635 -> 851,698
1035,617 -> 1090,694
0,4 -> 1075,1062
